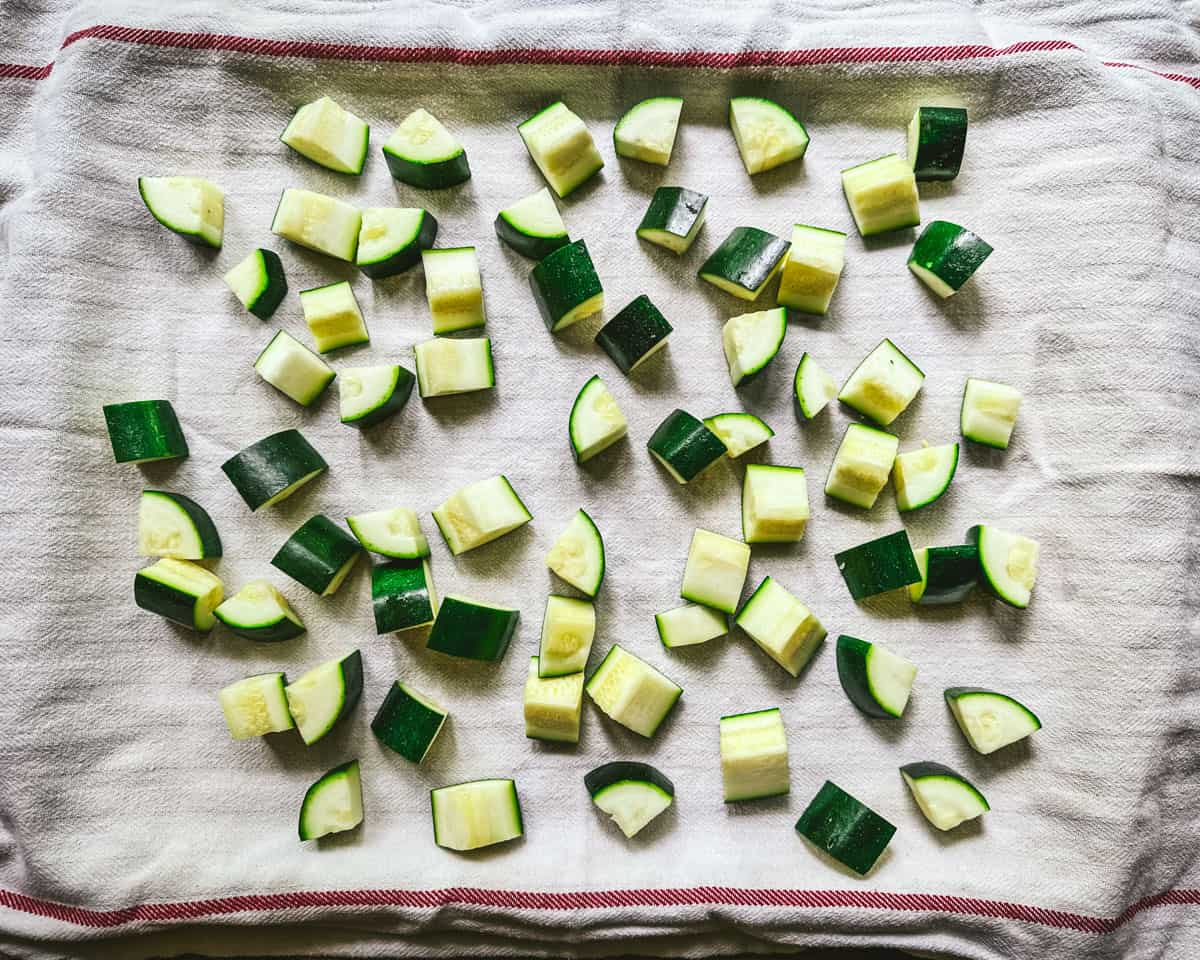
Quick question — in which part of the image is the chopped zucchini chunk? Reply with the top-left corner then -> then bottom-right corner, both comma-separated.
254,330 -> 335,406
742,464 -> 808,543
795,780 -> 895,876
356,207 -> 437,278
585,762 -> 674,838
529,239 -> 603,333
431,779 -> 523,851
221,429 -> 327,511
735,577 -> 826,677
524,657 -> 584,743
383,108 -> 470,188
614,97 -> 683,165
338,364 -> 414,428
777,225 -> 846,315
824,423 -> 899,509
961,377 -> 1022,449
138,490 -> 221,560
413,337 -> 494,397
907,106 -> 968,181
135,558 -> 223,632
300,281 -> 370,353
271,188 -> 361,262
495,188 -> 568,260
722,307 -> 786,385
569,375 -> 628,462
699,227 -> 790,301
219,673 -> 293,739
637,186 -> 707,254
793,353 -> 838,421
432,475 -> 531,555
586,644 -> 682,738
271,515 -> 362,597
901,761 -> 989,830
103,399 -> 188,464
656,603 -> 727,648
223,248 -> 287,319
596,296 -> 672,374
214,580 -> 305,643
427,595 -> 519,661
729,98 -> 809,174
841,154 -> 920,237
838,338 -> 924,426
138,176 -> 224,248
347,507 -> 429,559
680,528 -> 751,614
892,443 -> 959,512
518,101 -> 604,197
280,96 -> 369,175
546,509 -> 605,597
908,544 -> 979,605
703,413 -> 773,458
538,595 -> 596,677
284,650 -> 364,746
836,635 -> 918,718
371,558 -> 437,634
945,687 -> 1041,754
834,530 -> 922,601
969,525 -> 1040,608
423,247 -> 485,334
299,760 -> 363,841
372,681 -> 448,763
647,409 -> 727,484
720,708 -> 790,801
908,221 -> 993,297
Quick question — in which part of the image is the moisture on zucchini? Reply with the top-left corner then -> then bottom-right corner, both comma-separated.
383,108 -> 470,188
595,295 -> 672,375
357,207 -> 438,278
680,528 -> 751,614
838,338 -> 924,426
427,594 -> 520,661
299,760 -> 363,841
636,186 -> 707,254
614,97 -> 683,165
795,780 -> 895,876
836,635 -> 918,719
432,474 -> 531,555
742,464 -> 808,544
907,106 -> 968,181
586,644 -> 682,738
223,248 -> 287,319
135,558 -> 224,632
655,603 -> 727,649
777,225 -> 846,315
968,525 -> 1040,608
793,353 -> 838,421
908,544 -> 979,605
518,101 -> 604,198
413,336 -> 494,397
538,595 -> 596,678
137,490 -> 221,559
339,364 -> 415,428
495,188 -> 569,260
271,515 -> 362,596
961,377 -> 1022,449
300,281 -> 370,353
585,761 -> 674,838
722,307 -> 787,385
568,375 -> 628,462
423,247 -> 486,333
347,507 -> 430,559
285,650 -> 364,746
703,413 -> 773,458
698,227 -> 790,301
524,657 -> 584,743
280,96 -> 369,175
371,558 -> 437,634
138,176 -> 224,248
221,429 -> 327,511
834,530 -> 922,601
529,239 -> 603,333
254,330 -> 336,405
900,761 -> 989,830
431,779 -> 523,851
892,442 -> 959,512
372,680 -> 447,763
824,422 -> 899,509
720,708 -> 790,802
841,154 -> 920,237
214,580 -> 306,643
945,686 -> 1041,754
908,221 -> 992,298
729,97 -> 809,175
735,577 -> 826,677
647,409 -> 727,484
103,399 -> 188,464
219,672 -> 294,739
271,188 -> 361,262
546,508 -> 605,597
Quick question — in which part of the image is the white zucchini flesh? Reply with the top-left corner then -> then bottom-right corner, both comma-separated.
413,337 -> 493,397
284,656 -> 356,744
729,98 -> 809,174
892,443 -> 959,512
422,247 -> 485,334
545,509 -> 605,597
961,377 -> 1023,449
431,779 -> 523,851
735,577 -> 826,677
271,188 -> 361,262
215,580 -> 304,635
722,308 -> 786,385
720,708 -> 790,801
299,761 -> 364,840
432,475 -> 531,555
519,102 -> 604,197
586,645 -> 682,738
655,603 -> 727,648
357,207 -> 426,265
974,526 -> 1040,608
742,465 -> 809,543
254,331 -> 334,406
793,353 -> 838,420
613,97 -> 683,165
777,225 -> 846,315
498,188 -> 567,240
280,96 -> 369,174
680,529 -> 751,614
219,673 -> 294,740
569,376 -> 627,462
703,413 -> 773,458
946,689 -> 1041,754
523,657 -> 584,742
138,176 -> 224,248
592,781 -> 673,838
386,109 -> 463,163
538,595 -> 596,677
865,644 -> 918,716
841,154 -> 921,236
824,424 -> 900,509
338,365 -> 401,421
838,338 -> 925,426
901,767 -> 989,831
299,282 -> 369,353
137,491 -> 206,559
346,507 -> 429,558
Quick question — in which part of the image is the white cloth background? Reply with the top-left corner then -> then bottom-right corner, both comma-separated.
1,2 -> 1198,958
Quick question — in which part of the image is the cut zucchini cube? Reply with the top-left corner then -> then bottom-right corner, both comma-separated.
413,337 -> 494,398
836,635 -> 917,719
945,687 -> 1041,754
636,186 -> 707,254
138,176 -> 224,248
383,108 -> 471,189
138,489 -> 222,560
614,96 -> 683,165
518,101 -> 604,198
254,330 -> 336,406
680,528 -> 751,614
900,761 -> 989,830
545,509 -> 606,597
423,247 -> 485,334
271,188 -> 361,262
495,187 -> 569,260
703,413 -> 773,458
647,409 -> 727,484
908,220 -> 992,297
299,760 -> 363,841
529,239 -> 603,333
729,97 -> 809,175
135,558 -> 224,632
223,248 -> 287,320
838,338 -> 924,426
280,96 -> 369,175
432,475 -> 531,555
742,464 -> 809,544
271,515 -> 362,597
961,377 -> 1022,449
892,443 -> 959,512
793,353 -> 838,421
735,576 -> 825,677
698,227 -> 790,301
841,154 -> 920,237
586,644 -> 682,738
655,603 -> 728,649
720,708 -> 790,802
524,657 -> 584,743
595,296 -> 672,374
795,780 -> 895,876
907,106 -> 968,182
777,225 -> 846,315
969,524 -> 1039,608
285,650 -> 364,746
103,399 -> 188,464
372,681 -> 447,763
824,423 -> 899,509
722,307 -> 786,386
338,364 -> 415,428
538,595 -> 596,677
357,207 -> 438,278
431,779 -> 523,851
568,375 -> 627,462
834,530 -> 922,600
427,594 -> 520,661
219,672 -> 293,739
214,580 -> 306,643
371,558 -> 437,634
299,281 -> 370,353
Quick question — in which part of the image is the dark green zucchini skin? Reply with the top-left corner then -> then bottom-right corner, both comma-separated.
529,239 -> 603,332
371,559 -> 435,633
835,530 -> 921,600
584,761 -> 675,797
835,635 -> 890,718
134,573 -> 207,630
383,150 -> 471,189
795,780 -> 896,875
371,681 -> 444,762
637,187 -> 707,239
345,367 -> 416,429
359,212 -> 438,279
427,597 -> 519,661
911,107 -> 967,181
698,227 -> 789,293
646,409 -> 727,482
918,544 -> 979,605
221,430 -> 327,511
103,400 -> 189,463
595,295 -> 673,373
271,515 -> 362,595
494,214 -> 567,260
249,249 -> 288,318
909,221 -> 992,292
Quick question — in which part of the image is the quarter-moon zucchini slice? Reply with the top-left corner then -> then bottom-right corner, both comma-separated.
836,635 -> 918,718
944,687 -> 1041,754
585,761 -> 675,837
280,96 -> 369,175
729,97 -> 809,175
900,761 -> 988,830
968,524 -> 1040,608
299,760 -> 364,840
138,176 -> 224,248
614,97 -> 683,165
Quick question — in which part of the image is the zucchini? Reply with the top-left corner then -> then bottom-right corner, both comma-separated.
698,227 -> 789,300
138,176 -> 223,248
529,239 -> 604,333
284,650 -> 364,745
841,154 -> 920,237
214,580 -> 306,643
280,96 -> 369,175
795,780 -> 895,876
680,528 -> 751,614
908,544 -> 979,605
834,530 -> 922,600
636,186 -> 707,254
793,353 -> 838,420
968,525 -> 1040,608
703,412 -> 773,458
432,474 -> 531,555
734,576 -> 826,677
900,761 -> 988,830
271,188 -> 361,262
137,490 -> 221,560
728,98 -> 809,175
524,657 -> 584,743
720,708 -> 790,802
907,106 -> 968,181
741,464 -> 808,543
218,673 -> 294,739
568,375 -> 628,462
221,429 -> 327,511
613,97 -> 683,165
518,101 -> 603,198
134,558 -> 223,632
357,207 -> 437,278
538,594 -> 595,678
382,108 -> 470,188
546,508 -> 605,597
585,762 -> 674,838
961,377 -> 1022,449
945,686 -> 1041,754
431,779 -> 523,851
655,603 -> 727,649
777,225 -> 846,315
103,399 -> 188,464
824,422 -> 899,509
722,307 -> 786,385
254,330 -> 336,406
423,247 -> 486,334
372,680 -> 447,762
299,760 -> 363,841
908,221 -> 992,297
892,442 -> 959,512
339,364 -> 415,428
413,336 -> 494,397
371,558 -> 437,634
586,644 -> 682,738
837,338 -> 924,426
223,248 -> 287,319
427,594 -> 519,661
494,188 -> 568,260
835,635 -> 918,719
595,295 -> 673,374
346,507 -> 429,559
271,515 -> 362,596
299,281 -> 370,353
646,409 -> 727,484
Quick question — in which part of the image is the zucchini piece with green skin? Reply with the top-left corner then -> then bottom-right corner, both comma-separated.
431,779 -> 523,851
427,595 -> 519,661
347,507 -> 430,559
138,490 -> 222,559
961,377 -> 1022,449
793,353 -> 838,421
432,475 -> 531,555
223,248 -> 287,319
728,98 -> 809,175
214,580 -> 305,642
795,780 -> 896,876
680,528 -> 751,614
722,307 -> 786,385
371,558 -> 437,633
538,595 -> 595,677
908,221 -> 992,298
356,207 -> 437,278
271,515 -> 362,597
741,464 -> 808,544
595,296 -> 672,374
518,101 -> 604,198
647,409 -> 727,484
909,545 -> 979,605
219,673 -> 293,739
372,681 -> 448,763
836,635 -> 918,719
900,761 -> 989,830
299,760 -> 363,841
135,558 -> 224,632
838,338 -> 925,426
613,97 -> 683,165
423,247 -> 486,334
569,375 -> 628,462
103,400 -> 188,464
414,337 -> 494,398
824,423 -> 899,509
636,187 -> 707,254
254,330 -> 335,406
968,525 -> 1040,608
655,603 -> 727,648
524,657 -> 584,743
777,225 -> 846,315
892,442 -> 959,512
280,96 -> 369,175
271,188 -> 361,262
529,239 -> 604,333
841,154 -> 920,237
735,576 -> 826,677
698,227 -> 790,301
221,429 -> 327,512
585,762 -> 674,837
546,509 -> 605,597
138,176 -> 223,248
300,281 -> 370,353
339,364 -> 415,428
494,188 -> 568,260
703,413 -> 773,458
586,644 -> 682,738
834,530 -> 921,600
720,708 -> 790,802
285,650 -> 364,745
382,109 -> 470,188
907,106 -> 967,181
945,687 -> 1041,754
